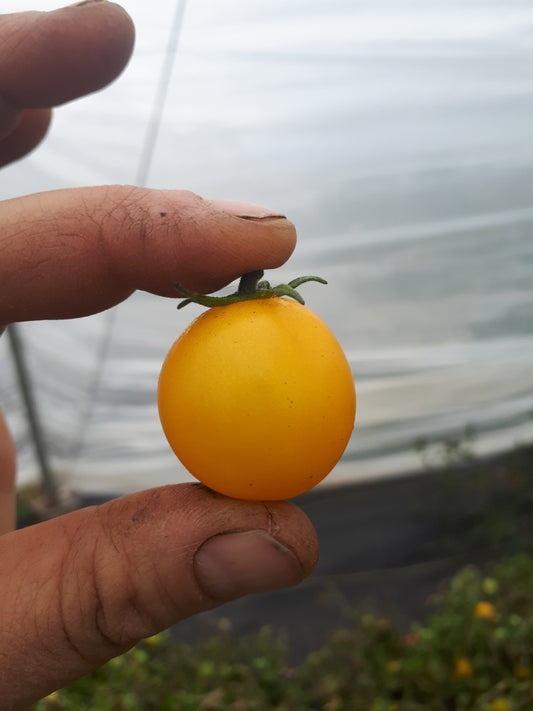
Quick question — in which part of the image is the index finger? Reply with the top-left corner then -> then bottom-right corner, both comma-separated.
0,1 -> 135,167
0,186 -> 296,328
0,1 -> 135,109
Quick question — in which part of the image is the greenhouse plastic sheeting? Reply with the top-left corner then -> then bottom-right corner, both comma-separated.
1,0 -> 532,494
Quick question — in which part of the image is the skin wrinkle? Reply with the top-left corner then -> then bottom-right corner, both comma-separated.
91,536 -> 115,650
73,188 -> 131,298
57,553 -> 90,668
262,502 -> 275,537
1,203 -> 61,285
128,203 -> 156,290
111,549 -> 173,645
89,500 -> 180,647
91,543 -> 138,657
90,512 -> 137,650
1,198 -> 111,322
92,186 -> 173,294
69,519 -> 132,662
58,518 -> 103,665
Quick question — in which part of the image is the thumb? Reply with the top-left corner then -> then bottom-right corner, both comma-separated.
0,484 -> 318,709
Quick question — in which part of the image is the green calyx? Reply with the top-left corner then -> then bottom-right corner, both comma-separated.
174,269 -> 327,310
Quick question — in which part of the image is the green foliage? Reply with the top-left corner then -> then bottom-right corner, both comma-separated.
34,554 -> 533,711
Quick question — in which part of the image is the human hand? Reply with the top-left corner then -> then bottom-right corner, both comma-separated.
0,3 -> 319,709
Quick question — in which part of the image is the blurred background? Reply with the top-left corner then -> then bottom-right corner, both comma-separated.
1,0 -> 532,501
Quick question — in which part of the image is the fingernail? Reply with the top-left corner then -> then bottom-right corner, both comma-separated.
74,0 -> 105,6
194,530 -> 304,600
208,199 -> 286,221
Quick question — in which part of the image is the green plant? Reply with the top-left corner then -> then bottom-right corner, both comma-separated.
33,553 -> 533,711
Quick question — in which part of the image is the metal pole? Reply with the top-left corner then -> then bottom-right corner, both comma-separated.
135,0 -> 188,187
6,323 -> 58,505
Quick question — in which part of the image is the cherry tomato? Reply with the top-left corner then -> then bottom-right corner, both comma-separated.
158,297 -> 355,500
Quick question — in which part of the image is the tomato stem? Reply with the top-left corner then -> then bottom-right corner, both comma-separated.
238,269 -> 265,295
174,270 -> 327,309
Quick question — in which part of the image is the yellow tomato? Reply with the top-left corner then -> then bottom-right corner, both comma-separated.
158,297 -> 356,500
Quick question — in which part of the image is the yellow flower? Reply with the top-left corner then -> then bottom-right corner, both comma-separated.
491,697 -> 511,711
144,632 -> 163,646
454,657 -> 474,678
475,601 -> 496,619
386,660 -> 400,674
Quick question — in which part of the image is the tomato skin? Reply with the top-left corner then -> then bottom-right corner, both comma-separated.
158,297 -> 356,500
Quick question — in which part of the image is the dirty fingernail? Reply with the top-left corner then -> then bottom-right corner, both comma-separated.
194,530 -> 304,600
208,199 -> 286,221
